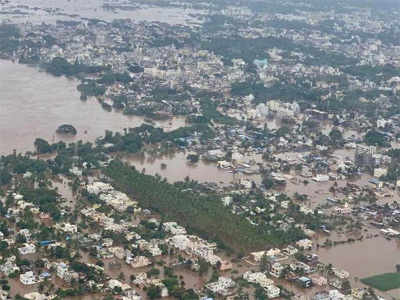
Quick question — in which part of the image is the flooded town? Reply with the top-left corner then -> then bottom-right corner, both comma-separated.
1,0 -> 400,300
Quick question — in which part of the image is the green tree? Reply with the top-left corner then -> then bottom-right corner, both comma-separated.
260,253 -> 269,272
364,130 -> 389,147
34,138 -> 52,154
329,129 -> 343,146
255,287 -> 269,300
199,259 -> 209,276
187,154 -> 199,164
147,285 -> 161,300
0,170 -> 11,185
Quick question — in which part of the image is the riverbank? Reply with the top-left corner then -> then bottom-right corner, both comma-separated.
0,60 -> 186,155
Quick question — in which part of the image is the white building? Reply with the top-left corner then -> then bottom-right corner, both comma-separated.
243,271 -> 274,288
19,229 -> 31,241
313,174 -> 329,182
270,262 -> 285,278
282,245 -> 298,256
374,168 -> 388,178
296,239 -> 313,250
168,234 -> 220,265
18,243 -> 36,255
87,182 -> 137,212
56,262 -> 78,282
250,251 -> 266,262
109,247 -> 125,260
56,263 -> 69,279
20,271 -> 37,285
265,284 -> 280,299
206,277 -> 235,296
57,223 -> 78,233
131,256 -> 152,268
266,248 -> 281,257
168,234 -> 189,250
333,268 -> 350,279
163,222 -> 187,235
108,279 -> 132,292
381,228 -> 400,237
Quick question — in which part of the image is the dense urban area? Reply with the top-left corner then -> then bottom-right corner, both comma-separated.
1,0 -> 400,299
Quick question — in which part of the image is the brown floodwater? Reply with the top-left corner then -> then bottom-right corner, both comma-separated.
51,177 -> 76,210
315,231 -> 400,278
0,60 -> 185,155
2,59 -> 399,299
281,169 -> 400,209
123,151 -> 262,184
315,232 -> 400,298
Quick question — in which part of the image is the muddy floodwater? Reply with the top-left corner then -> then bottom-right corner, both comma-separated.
316,234 -> 400,278
124,151 -> 262,184
0,59 -> 260,184
315,232 -> 400,298
0,60 -> 185,155
2,59 -> 400,299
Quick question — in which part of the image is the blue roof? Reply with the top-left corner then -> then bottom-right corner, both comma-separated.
253,58 -> 268,68
369,178 -> 380,184
298,276 -> 311,282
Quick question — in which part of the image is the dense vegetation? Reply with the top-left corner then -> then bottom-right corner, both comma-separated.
202,36 -> 356,68
199,98 -> 237,125
20,187 -> 61,221
364,130 -> 390,147
99,123 -> 215,153
44,57 -> 107,77
105,160 -> 302,253
77,80 -> 106,98
0,24 -> 20,55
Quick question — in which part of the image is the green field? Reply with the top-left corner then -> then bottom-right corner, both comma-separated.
361,273 -> 400,291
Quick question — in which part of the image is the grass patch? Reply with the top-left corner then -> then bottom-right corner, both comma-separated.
361,273 -> 400,291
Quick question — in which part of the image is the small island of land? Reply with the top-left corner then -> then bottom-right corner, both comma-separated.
56,124 -> 77,135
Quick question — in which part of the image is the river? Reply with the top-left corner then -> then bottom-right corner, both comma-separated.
0,60 -> 186,155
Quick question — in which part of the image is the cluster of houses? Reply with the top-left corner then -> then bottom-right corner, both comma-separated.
87,182 -> 138,212
167,233 -> 225,267
243,271 -> 280,298
245,242 -> 358,299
